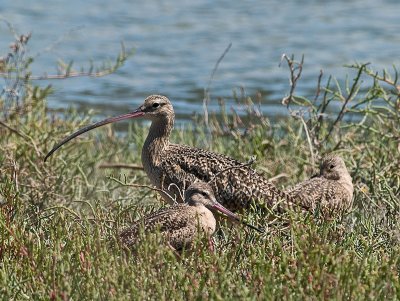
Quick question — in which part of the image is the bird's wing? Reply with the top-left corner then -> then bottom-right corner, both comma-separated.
167,223 -> 199,251
160,144 -> 295,211
319,183 -> 353,214
119,204 -> 195,247
285,178 -> 326,205
285,178 -> 352,215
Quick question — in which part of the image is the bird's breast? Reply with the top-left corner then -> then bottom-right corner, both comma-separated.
193,206 -> 216,237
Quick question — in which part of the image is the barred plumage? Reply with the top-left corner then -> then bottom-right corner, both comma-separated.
285,155 -> 353,217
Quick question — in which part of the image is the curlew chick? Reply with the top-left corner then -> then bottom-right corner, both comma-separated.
285,155 -> 353,217
119,182 -> 262,252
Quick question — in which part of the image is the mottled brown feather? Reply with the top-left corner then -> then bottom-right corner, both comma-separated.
285,155 -> 353,216
119,204 -> 210,251
161,143 -> 291,210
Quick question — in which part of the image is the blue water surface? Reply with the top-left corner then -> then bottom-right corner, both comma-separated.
1,0 -> 399,120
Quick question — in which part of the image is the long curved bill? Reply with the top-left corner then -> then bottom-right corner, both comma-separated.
44,109 -> 145,161
212,202 -> 264,233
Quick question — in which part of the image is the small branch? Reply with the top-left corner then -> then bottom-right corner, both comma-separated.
322,63 -> 368,143
12,160 -> 19,193
42,205 -> 82,220
0,18 -> 20,40
0,120 -> 25,137
0,120 -> 41,156
350,63 -> 400,94
313,69 -> 324,104
280,54 -> 304,108
314,75 -> 333,142
108,176 -> 176,203
167,182 -> 184,204
0,42 -> 133,80
299,115 -> 315,167
206,43 -> 232,93
203,43 -> 232,129
268,173 -> 289,182
98,163 -> 143,170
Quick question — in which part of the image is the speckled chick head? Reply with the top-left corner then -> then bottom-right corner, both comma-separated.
139,95 -> 175,121
320,155 -> 350,180
184,182 -> 218,208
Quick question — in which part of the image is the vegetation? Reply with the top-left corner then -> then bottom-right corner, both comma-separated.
0,33 -> 399,300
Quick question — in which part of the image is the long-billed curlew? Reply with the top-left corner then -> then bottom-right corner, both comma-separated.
44,95 -> 304,212
119,181 -> 262,251
285,154 -> 353,217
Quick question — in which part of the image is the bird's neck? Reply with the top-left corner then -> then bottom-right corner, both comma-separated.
339,174 -> 354,198
142,115 -> 174,167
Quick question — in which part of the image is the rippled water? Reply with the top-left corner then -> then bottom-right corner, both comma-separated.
1,0 -> 400,120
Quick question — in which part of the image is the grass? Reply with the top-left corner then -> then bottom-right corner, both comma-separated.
0,37 -> 400,299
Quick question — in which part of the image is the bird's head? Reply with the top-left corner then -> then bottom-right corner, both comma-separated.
320,155 -> 350,180
138,95 -> 174,121
44,94 -> 174,161
185,182 -> 220,209
184,182 -> 264,233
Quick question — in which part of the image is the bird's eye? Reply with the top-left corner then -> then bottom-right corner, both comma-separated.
201,192 -> 207,197
329,164 -> 334,169
152,103 -> 160,108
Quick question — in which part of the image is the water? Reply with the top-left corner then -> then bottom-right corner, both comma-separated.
1,0 -> 400,120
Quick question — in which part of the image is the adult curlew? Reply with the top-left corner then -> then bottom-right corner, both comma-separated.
45,95 -> 303,212
119,181 -> 262,252
285,154 -> 353,217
